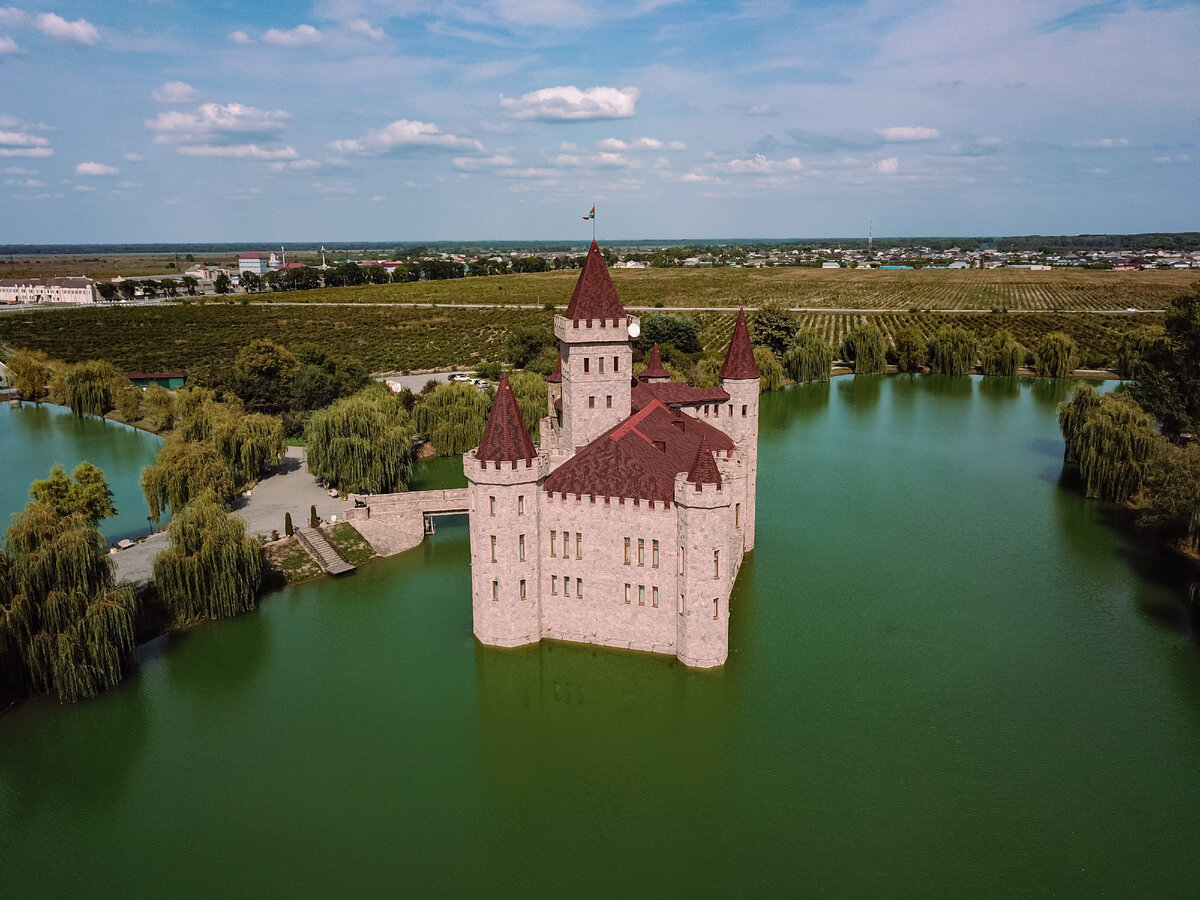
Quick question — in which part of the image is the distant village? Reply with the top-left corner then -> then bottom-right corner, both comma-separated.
2,241 -> 1198,305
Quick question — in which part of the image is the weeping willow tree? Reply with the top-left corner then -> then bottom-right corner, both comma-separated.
1034,331 -> 1079,378
305,383 -> 416,493
1058,387 -> 1162,501
0,502 -> 137,702
839,322 -> 888,375
62,359 -> 126,418
508,371 -> 548,441
893,324 -> 927,373
694,356 -> 722,388
115,383 -> 143,424
783,328 -> 833,384
153,495 -> 264,622
980,329 -> 1024,377
142,433 -> 237,523
927,324 -> 979,375
1116,325 -> 1164,379
5,348 -> 59,403
413,382 -> 492,456
143,384 -> 176,432
753,346 -> 784,392
210,408 -> 286,486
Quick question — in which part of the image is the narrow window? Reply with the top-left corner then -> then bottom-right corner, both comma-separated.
490,535 -> 496,562
552,575 -> 558,595
613,356 -> 619,372
606,395 -> 612,408
489,496 -> 495,516
652,539 -> 659,568
714,550 -> 720,579
575,532 -> 582,559
652,586 -> 659,608
713,597 -> 719,620
715,405 -> 720,417
589,396 -> 595,408
520,579 -> 527,600
584,357 -> 590,373
551,530 -> 557,557
624,537 -> 630,565
638,538 -> 645,566
680,546 -> 685,575
519,534 -> 525,561
564,574 -> 569,596
742,404 -> 748,417
678,593 -> 684,615
703,405 -> 709,416
492,580 -> 498,600
518,495 -> 525,515
599,357 -> 605,374
639,584 -> 645,606
729,404 -> 734,416
577,578 -> 583,598
625,583 -> 631,604
562,532 -> 569,557
735,503 -> 741,527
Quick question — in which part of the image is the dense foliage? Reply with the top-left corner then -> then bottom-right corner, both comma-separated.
1034,331 -> 1079,378
749,304 -> 799,359
1058,386 -> 1162,501
892,324 -> 927,372
63,359 -> 124,417
413,382 -> 493,456
927,325 -> 979,375
304,384 -> 416,493
4,348 -> 56,402
1129,287 -> 1200,441
142,434 -> 237,522
783,328 -> 834,383
980,329 -> 1024,377
638,313 -> 703,354
839,322 -> 888,375
1116,326 -> 1164,380
508,371 -> 548,441
29,462 -> 117,522
753,346 -> 784,392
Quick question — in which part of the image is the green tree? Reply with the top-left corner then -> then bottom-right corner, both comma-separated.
1058,386 -> 1162,501
1116,326 -> 1163,379
118,280 -> 138,301
115,382 -> 142,423
1130,287 -> 1200,441
232,338 -> 300,414
980,329 -> 1023,377
6,348 -> 56,402
640,313 -> 702,354
210,409 -> 286,485
180,275 -> 199,296
749,304 -> 798,359
143,384 -> 175,432
928,325 -> 978,375
413,382 -> 492,456
365,265 -> 390,285
1138,443 -> 1200,549
783,328 -> 833,383
29,462 -> 117,523
508,371 -> 548,441
214,272 -> 231,294
504,325 -> 556,369
153,496 -> 263,622
142,434 -> 237,523
892,324 -> 927,373
1035,331 -> 1079,378
240,271 -> 262,293
304,384 -> 416,493
62,360 -> 125,418
754,346 -> 784,392
840,322 -> 888,375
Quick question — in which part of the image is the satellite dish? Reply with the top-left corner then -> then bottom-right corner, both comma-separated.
628,322 -> 641,338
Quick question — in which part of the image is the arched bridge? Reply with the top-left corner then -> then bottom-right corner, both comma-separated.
343,488 -> 469,556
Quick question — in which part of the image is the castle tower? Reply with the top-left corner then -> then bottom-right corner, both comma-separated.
465,375 -> 548,647
546,355 -> 562,419
675,438 -> 733,668
716,309 -> 761,551
638,344 -> 670,382
554,242 -> 639,450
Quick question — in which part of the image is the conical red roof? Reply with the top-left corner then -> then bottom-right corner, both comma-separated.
547,355 -> 562,383
639,343 -> 669,379
476,375 -> 536,463
719,308 -> 761,380
686,437 -> 722,487
564,241 -> 626,322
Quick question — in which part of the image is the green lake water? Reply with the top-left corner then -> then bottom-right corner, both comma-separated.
3,376 -> 1199,896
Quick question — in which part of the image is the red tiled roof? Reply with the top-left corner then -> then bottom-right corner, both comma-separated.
631,380 -> 729,411
547,355 -> 562,383
544,400 -> 734,502
719,308 -> 761,380
476,375 -> 536,463
686,437 -> 722,487
564,241 -> 626,322
639,344 -> 669,379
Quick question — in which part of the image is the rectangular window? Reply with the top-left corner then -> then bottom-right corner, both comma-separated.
680,546 -> 685,575
552,575 -> 558,595
490,535 -> 496,562
589,396 -> 595,409
599,357 -> 605,374
652,539 -> 659,568
520,579 -> 526,600
563,574 -> 570,596
678,594 -> 684,615
518,495 -> 525,515
714,550 -> 720,579
575,532 -> 582,559
563,532 -> 569,558
742,404 -> 748,417
714,597 -> 719,620
489,496 -> 495,516
613,356 -> 619,372
584,357 -> 590,373
638,584 -> 645,606
551,530 -> 557,557
729,404 -> 734,416
625,583 -> 631,604
703,405 -> 709,416
715,405 -> 720,417
735,504 -> 740,527
624,537 -> 630,565
577,578 -> 583,598
652,586 -> 659,608
492,580 -> 498,600
638,538 -> 645,566
606,395 -> 612,408
519,534 -> 525,561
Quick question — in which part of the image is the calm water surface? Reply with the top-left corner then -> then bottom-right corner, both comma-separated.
2,376 -> 1199,896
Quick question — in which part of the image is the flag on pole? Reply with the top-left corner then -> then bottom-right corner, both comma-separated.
583,205 -> 595,220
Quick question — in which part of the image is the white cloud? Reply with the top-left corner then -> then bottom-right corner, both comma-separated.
76,161 -> 117,175
745,105 -> 776,117
877,126 -> 940,142
0,146 -> 51,157
330,119 -> 483,155
177,144 -> 300,160
595,137 -> 685,152
146,102 -> 290,145
4,177 -> 42,187
0,127 -> 52,157
122,152 -> 144,162
346,18 -> 385,40
153,81 -> 201,104
2,165 -> 35,174
710,154 -> 805,175
0,33 -> 18,54
549,150 -> 641,169
369,195 -> 385,202
73,184 -> 94,192
453,154 -> 517,170
228,30 -> 252,45
872,157 -> 900,174
500,86 -> 639,121
263,24 -> 323,46
266,158 -> 321,172
1151,154 -> 1191,165
34,12 -> 99,45
0,8 -> 28,27
1074,138 -> 1129,149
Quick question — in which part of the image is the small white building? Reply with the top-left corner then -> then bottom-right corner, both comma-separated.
238,254 -> 270,276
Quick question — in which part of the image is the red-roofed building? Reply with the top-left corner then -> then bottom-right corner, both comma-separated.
464,243 -> 760,668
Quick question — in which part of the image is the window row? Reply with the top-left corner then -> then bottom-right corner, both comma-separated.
701,404 -> 750,418
491,579 -> 529,601
623,537 -> 659,567
624,583 -> 660,608
550,575 -> 583,598
488,495 -> 526,516
587,395 -> 613,409
549,530 -> 582,559
491,534 -> 531,562
581,356 -> 620,374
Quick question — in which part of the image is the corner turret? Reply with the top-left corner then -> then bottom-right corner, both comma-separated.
639,344 -> 670,382
716,309 -> 760,551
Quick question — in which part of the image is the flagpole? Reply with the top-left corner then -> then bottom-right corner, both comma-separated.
592,202 -> 596,242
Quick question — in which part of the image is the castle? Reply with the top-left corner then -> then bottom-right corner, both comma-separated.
464,242 -> 760,668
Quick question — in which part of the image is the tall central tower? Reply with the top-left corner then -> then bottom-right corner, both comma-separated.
554,242 -> 639,450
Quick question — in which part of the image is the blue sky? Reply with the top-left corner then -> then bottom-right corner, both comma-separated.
0,0 -> 1196,242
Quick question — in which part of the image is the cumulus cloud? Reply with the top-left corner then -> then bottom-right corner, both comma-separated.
0,127 -> 52,157
75,161 -> 117,175
872,157 -> 900,174
877,126 -> 939,142
228,30 -> 252,44
153,81 -> 201,104
710,154 -> 804,175
0,8 -> 28,27
346,18 -> 385,40
263,24 -> 323,46
595,137 -> 685,152
34,12 -> 99,45
1074,138 -> 1129,149
177,144 -> 300,160
500,86 -> 639,121
146,102 -> 290,145
0,34 -> 18,54
453,154 -> 517,170
122,152 -> 144,162
329,119 -> 483,155
4,177 -> 42,187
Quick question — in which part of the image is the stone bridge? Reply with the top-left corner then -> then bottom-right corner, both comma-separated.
342,488 -> 469,556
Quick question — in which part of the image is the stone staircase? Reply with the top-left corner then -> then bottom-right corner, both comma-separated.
296,526 -> 356,576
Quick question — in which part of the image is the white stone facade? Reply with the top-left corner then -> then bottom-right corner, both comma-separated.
0,277 -> 97,304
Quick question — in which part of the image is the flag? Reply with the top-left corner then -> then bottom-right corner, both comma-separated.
583,205 -> 595,220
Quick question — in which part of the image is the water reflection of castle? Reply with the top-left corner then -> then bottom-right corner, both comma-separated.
465,242 -> 760,667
